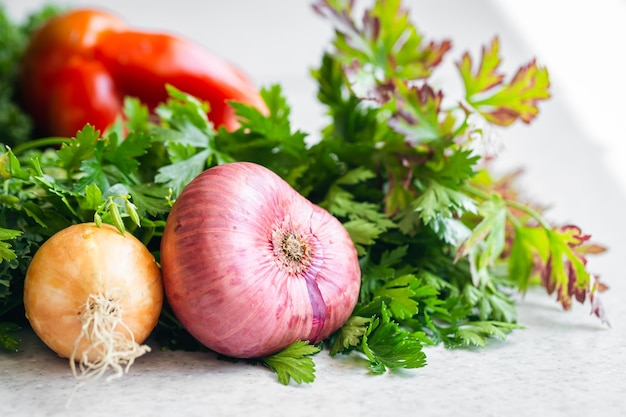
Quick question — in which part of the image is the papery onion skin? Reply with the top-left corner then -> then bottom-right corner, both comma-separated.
160,162 -> 361,358
23,223 -> 163,361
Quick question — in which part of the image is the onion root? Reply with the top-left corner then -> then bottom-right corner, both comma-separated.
69,291 -> 151,381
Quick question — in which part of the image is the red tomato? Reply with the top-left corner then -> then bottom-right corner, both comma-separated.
19,9 -> 265,137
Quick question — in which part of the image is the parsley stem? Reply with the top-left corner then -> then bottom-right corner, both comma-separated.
11,137 -> 72,155
505,199 -> 551,229
506,211 -> 523,229
462,183 -> 552,229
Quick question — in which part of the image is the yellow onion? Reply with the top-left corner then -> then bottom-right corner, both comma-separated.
160,162 -> 361,358
23,223 -> 163,379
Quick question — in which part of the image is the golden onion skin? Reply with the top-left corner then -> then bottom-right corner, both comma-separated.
161,162 -> 361,358
23,223 -> 163,360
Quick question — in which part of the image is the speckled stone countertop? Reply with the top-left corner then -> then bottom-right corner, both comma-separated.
4,287 -> 625,417
2,1 -> 626,416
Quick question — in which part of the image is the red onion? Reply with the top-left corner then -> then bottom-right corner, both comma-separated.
160,162 -> 361,358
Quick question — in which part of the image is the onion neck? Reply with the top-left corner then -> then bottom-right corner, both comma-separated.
272,228 -> 312,274
271,221 -> 327,342
281,232 -> 309,265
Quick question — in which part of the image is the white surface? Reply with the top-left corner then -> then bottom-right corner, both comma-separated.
2,1 -> 626,416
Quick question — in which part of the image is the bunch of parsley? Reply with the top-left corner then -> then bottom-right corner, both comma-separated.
0,0 -> 608,384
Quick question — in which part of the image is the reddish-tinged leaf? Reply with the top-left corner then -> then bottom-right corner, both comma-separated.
481,107 -> 519,127
536,225 -> 604,314
477,59 -> 550,126
420,40 -> 453,69
590,276 -> 610,326
559,224 -> 591,245
313,0 -> 452,101
388,82 -> 444,143
384,160 -> 414,216
457,37 -> 550,127
567,256 -> 587,304
457,37 -> 504,97
541,254 -> 556,295
578,243 -> 608,255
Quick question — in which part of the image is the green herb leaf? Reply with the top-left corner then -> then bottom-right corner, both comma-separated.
313,0 -> 451,100
329,315 -> 371,355
509,225 -> 549,291
456,321 -> 523,348
0,228 -> 22,262
262,340 -> 321,385
404,180 -> 476,241
360,303 -> 426,373
458,37 -> 551,126
155,149 -> 211,197
0,322 -> 20,351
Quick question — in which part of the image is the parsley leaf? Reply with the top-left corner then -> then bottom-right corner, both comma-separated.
155,149 -> 211,197
402,180 -> 476,242
0,228 -> 22,262
455,321 -> 523,348
329,315 -> 371,355
57,124 -> 101,173
360,303 -> 426,373
218,84 -> 309,184
261,341 -> 321,385
0,322 -> 20,351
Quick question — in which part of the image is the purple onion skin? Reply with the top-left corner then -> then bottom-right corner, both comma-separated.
160,162 -> 361,358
